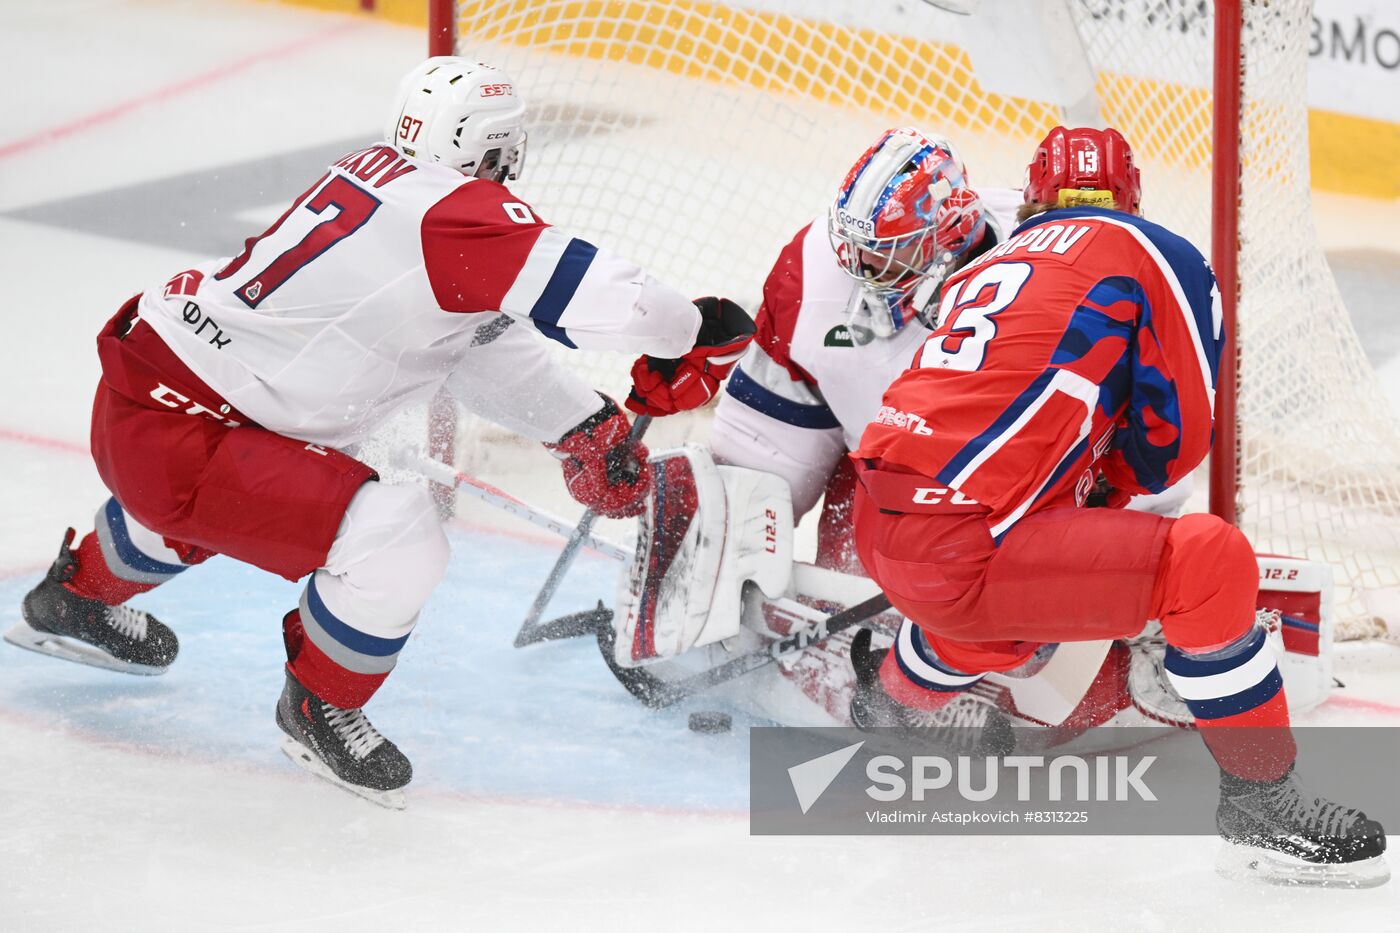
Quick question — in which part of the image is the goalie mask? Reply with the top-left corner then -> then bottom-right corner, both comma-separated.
386,57 -> 527,182
829,128 -> 987,343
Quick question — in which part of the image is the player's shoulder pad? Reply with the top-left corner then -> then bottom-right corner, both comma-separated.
1040,206 -> 1204,258
753,221 -> 816,374
1017,207 -> 1215,303
1018,207 -> 1207,271
424,176 -> 548,229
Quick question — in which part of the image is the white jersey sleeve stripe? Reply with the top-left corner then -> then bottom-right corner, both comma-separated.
498,226 -> 570,323
500,228 -> 601,348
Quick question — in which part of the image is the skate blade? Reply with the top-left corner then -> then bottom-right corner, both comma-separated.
1216,841 -> 1390,889
278,735 -> 407,811
3,620 -> 168,676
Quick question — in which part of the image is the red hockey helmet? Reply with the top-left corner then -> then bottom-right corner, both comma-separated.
1023,126 -> 1141,215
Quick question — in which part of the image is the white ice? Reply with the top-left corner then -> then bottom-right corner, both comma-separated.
1,2 -> 1399,930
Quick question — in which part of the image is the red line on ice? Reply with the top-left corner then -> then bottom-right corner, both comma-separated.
0,21 -> 364,161
0,426 -> 88,456
1326,693 -> 1400,717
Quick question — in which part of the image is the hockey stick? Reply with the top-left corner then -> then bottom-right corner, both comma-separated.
409,455 -> 630,561
595,592 -> 893,709
513,414 -> 653,649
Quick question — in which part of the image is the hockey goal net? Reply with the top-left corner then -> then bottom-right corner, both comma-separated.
428,0 -> 1400,640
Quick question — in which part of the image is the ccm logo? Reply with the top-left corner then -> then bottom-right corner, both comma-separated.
480,83 -> 514,97
912,486 -> 978,506
149,383 -> 240,427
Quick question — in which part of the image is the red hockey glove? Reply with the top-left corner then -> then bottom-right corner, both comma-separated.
546,396 -> 652,518
626,296 -> 756,416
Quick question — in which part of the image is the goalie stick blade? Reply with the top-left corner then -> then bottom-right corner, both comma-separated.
1215,842 -> 1390,889
595,619 -> 681,708
3,620 -> 170,676
278,736 -> 407,811
595,593 -> 894,709
514,603 -> 612,647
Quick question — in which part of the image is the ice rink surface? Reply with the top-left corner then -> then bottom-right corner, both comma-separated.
2,2 -> 1400,930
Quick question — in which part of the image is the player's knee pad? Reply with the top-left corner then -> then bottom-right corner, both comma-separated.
322,481 -> 450,627
1153,513 -> 1257,651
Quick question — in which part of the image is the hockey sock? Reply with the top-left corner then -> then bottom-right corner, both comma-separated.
1164,625 -> 1296,782
879,619 -> 987,711
66,499 -> 206,605
282,608 -> 391,709
287,572 -> 413,709
67,530 -> 160,605
1150,514 -> 1296,781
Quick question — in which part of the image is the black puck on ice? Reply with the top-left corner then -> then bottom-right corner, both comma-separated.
688,711 -> 732,734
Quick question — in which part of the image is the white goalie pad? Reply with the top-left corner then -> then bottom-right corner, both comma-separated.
982,640 -> 1114,727
614,447 -> 793,667
1258,555 -> 1334,715
1127,554 -> 1335,726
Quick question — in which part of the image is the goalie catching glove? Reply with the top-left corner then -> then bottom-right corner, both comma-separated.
546,395 -> 652,518
626,297 -> 756,416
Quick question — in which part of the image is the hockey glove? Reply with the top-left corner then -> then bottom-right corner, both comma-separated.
546,395 -> 653,518
1085,473 -> 1131,509
626,296 -> 756,416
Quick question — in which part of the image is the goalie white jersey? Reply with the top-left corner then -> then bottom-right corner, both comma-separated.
136,144 -> 700,450
710,187 -> 1022,518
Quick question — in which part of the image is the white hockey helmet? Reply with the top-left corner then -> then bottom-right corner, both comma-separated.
385,57 -> 527,181
829,128 -> 986,341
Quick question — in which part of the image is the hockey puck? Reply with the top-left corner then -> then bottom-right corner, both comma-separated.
688,711 -> 732,734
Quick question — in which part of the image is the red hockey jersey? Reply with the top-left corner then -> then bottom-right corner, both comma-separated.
853,207 -> 1222,538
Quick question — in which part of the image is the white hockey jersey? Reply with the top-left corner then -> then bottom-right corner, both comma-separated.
710,187 -> 1022,517
137,144 -> 700,450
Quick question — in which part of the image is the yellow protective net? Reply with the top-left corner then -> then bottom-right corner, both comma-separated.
451,0 -> 1400,639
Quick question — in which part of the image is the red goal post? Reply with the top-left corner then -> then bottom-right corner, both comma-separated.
423,0 -> 1400,640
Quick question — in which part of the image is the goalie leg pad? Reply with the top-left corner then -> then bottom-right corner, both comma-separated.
615,448 -> 793,667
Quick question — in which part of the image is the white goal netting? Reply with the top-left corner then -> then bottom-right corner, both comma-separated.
446,0 -> 1400,639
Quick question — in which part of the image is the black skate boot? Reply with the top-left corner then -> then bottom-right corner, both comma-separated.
276,666 -> 412,810
1215,765 -> 1389,888
849,628 -> 1014,755
5,529 -> 179,675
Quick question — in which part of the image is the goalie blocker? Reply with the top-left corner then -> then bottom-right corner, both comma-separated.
612,448 -> 1335,726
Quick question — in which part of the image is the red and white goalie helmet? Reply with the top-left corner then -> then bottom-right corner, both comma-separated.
828,127 -> 987,339
1023,126 -> 1142,215
385,57 -> 527,182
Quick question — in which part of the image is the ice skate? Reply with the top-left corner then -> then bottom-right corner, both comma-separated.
1215,766 -> 1389,888
275,667 -> 412,810
849,628 -> 1014,756
5,529 -> 178,675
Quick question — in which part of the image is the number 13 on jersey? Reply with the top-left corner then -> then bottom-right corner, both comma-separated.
919,262 -> 1032,371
